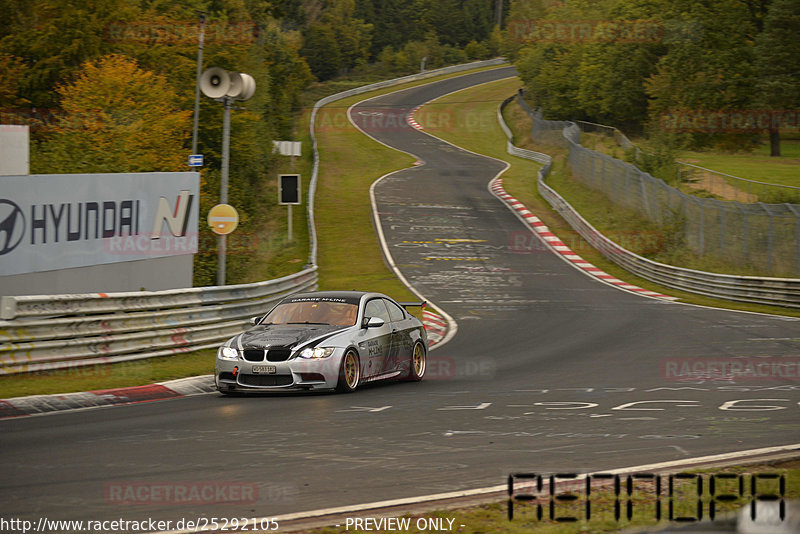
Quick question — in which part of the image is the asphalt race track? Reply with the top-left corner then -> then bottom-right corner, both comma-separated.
2,67 -> 799,527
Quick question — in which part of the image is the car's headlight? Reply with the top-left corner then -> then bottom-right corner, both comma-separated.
299,347 -> 335,359
219,346 -> 240,360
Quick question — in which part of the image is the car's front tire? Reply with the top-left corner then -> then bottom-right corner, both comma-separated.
408,341 -> 426,381
336,349 -> 361,393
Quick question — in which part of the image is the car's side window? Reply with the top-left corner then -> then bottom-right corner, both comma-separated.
364,299 -> 391,323
383,299 -> 405,322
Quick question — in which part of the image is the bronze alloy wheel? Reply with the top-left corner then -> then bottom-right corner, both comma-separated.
410,341 -> 425,381
336,349 -> 360,392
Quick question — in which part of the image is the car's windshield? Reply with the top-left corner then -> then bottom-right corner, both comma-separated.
263,299 -> 359,326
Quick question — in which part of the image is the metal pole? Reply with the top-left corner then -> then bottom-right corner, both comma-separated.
217,97 -> 231,286
191,13 -> 206,156
288,153 -> 294,243
288,204 -> 293,242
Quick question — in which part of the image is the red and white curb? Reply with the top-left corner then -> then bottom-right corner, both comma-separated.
0,320 -> 451,419
408,105 -> 423,130
490,177 -> 677,301
422,310 -> 448,347
0,376 -> 216,420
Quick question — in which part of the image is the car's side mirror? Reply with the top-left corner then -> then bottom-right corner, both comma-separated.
250,316 -> 262,326
364,316 -> 384,328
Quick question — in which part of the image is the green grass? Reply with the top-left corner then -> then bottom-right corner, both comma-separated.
412,77 -> 800,318
0,65 -> 509,400
576,129 -> 800,203
312,65 -> 515,298
301,459 -> 800,533
313,95 -> 417,297
0,350 -> 217,399
678,137 -> 800,188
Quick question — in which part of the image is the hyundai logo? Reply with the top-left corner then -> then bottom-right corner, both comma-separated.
0,199 -> 25,256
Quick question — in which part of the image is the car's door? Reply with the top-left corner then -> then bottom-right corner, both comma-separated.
382,298 -> 413,372
361,298 -> 393,378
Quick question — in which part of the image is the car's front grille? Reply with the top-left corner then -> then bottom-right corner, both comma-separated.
243,349 -> 264,362
238,374 -> 293,387
266,348 -> 292,362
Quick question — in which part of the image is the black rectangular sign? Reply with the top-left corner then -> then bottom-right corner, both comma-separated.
279,174 -> 301,205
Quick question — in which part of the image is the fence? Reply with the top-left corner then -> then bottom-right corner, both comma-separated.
570,116 -> 800,208
675,162 -> 800,205
499,94 -> 800,309
516,93 -> 800,278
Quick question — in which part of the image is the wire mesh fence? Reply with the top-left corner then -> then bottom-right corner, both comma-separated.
517,92 -> 800,277
675,162 -> 800,205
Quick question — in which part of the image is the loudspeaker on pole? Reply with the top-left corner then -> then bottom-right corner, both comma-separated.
200,67 -> 230,99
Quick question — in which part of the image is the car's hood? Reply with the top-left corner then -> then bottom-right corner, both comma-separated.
232,324 -> 349,350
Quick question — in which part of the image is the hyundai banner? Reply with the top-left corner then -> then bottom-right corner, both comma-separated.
0,172 -> 199,276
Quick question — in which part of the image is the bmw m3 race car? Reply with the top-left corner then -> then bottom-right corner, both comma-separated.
215,291 -> 428,394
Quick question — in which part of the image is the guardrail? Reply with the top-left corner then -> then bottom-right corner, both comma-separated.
0,268 -> 318,375
498,95 -> 800,309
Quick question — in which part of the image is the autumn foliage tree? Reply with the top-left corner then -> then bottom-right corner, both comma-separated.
35,54 -> 191,173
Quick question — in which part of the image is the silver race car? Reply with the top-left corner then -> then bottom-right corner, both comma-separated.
215,291 -> 428,394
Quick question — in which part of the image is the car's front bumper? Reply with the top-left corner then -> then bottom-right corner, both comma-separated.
215,352 -> 343,392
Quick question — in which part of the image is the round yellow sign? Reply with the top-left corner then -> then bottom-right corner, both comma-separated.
208,204 -> 239,235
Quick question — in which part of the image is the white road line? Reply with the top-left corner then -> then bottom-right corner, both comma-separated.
152,443 -> 800,533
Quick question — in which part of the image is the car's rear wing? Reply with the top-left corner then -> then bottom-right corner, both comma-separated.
398,301 -> 426,310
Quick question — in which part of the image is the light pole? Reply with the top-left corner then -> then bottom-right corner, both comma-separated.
191,12 -> 206,157
199,68 -> 256,285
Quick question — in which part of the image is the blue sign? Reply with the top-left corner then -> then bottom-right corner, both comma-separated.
188,154 -> 203,167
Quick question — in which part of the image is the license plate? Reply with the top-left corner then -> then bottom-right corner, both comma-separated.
252,365 -> 277,374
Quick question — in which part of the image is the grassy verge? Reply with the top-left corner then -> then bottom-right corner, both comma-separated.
413,77 -> 800,318
579,129 -> 800,202
678,136 -> 800,188
0,350 -> 218,398
300,459 -> 799,533
0,65 -> 509,400
313,65 -> 512,297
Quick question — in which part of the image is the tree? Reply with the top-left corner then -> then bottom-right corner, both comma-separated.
357,0 -> 425,56
516,42 -> 584,119
323,0 -> 373,70
0,53 -> 28,108
574,0 -> 667,129
753,0 -> 800,156
644,0 -> 760,149
0,0 -> 138,108
301,23 -> 343,80
34,54 -> 191,173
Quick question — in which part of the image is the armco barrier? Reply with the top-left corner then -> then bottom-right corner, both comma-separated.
498,95 -> 800,309
0,267 -> 318,375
